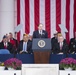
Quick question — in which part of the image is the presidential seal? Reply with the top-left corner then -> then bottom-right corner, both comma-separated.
38,40 -> 46,48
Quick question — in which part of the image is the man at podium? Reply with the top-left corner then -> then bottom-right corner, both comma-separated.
33,23 -> 48,38
32,24 -> 51,63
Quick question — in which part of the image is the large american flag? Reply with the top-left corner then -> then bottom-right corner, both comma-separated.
17,0 -> 76,42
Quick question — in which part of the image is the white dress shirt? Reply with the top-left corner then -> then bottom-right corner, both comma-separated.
23,42 -> 27,52
4,42 -> 8,47
39,30 -> 42,35
60,42 -> 63,50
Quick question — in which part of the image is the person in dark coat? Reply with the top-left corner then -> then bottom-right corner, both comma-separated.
18,34 -> 32,54
33,23 -> 48,38
9,32 -> 18,49
69,32 -> 76,53
0,35 -> 13,53
53,36 -> 69,54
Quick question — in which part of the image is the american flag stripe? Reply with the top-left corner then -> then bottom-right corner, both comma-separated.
66,0 -> 70,43
20,0 -> 25,40
17,0 -> 20,41
56,0 -> 61,32
17,0 -> 76,42
29,0 -> 34,35
69,0 -> 74,40
34,0 -> 39,30
25,0 -> 30,34
40,0 -> 45,30
45,0 -> 51,38
61,0 -> 66,38
74,0 -> 76,33
50,0 -> 56,37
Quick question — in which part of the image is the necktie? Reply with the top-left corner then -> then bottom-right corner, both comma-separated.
23,42 -> 27,51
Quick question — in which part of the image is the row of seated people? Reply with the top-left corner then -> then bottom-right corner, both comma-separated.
0,23 -> 76,54
51,32 -> 76,54
0,33 -> 32,54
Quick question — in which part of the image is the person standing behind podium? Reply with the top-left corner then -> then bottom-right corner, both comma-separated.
33,23 -> 48,38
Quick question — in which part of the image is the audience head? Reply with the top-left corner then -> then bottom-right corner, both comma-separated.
38,23 -> 43,30
3,35 -> 8,43
6,34 -> 10,42
23,34 -> 29,42
58,36 -> 64,43
9,32 -> 13,39
57,32 -> 62,37
53,31 -> 58,38
28,34 -> 33,41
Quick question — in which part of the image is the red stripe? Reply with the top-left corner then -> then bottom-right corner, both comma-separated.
56,0 -> 61,32
25,0 -> 30,34
45,0 -> 51,38
74,0 -> 76,35
17,0 -> 20,41
66,0 -> 70,43
34,0 -> 39,30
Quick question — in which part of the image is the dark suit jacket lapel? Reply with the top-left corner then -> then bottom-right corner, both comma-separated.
37,30 -> 41,38
58,43 -> 60,50
62,42 -> 65,50
21,40 -> 23,50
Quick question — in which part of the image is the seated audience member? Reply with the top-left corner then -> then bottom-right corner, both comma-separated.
33,23 -> 48,38
69,32 -> 76,53
9,32 -> 18,54
0,35 -> 13,53
18,34 -> 32,54
52,35 -> 68,54
9,32 -> 18,48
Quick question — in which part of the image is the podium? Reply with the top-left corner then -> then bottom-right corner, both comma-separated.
32,38 -> 51,63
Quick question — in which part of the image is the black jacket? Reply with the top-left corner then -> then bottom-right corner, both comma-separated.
0,41 -> 13,53
33,30 -> 48,38
18,40 -> 32,53
69,38 -> 76,53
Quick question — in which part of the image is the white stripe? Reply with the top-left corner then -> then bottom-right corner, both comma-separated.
29,0 -> 34,35
50,0 -> 56,38
20,0 -> 25,40
61,0 -> 66,38
69,0 -> 74,39
39,0 -> 45,30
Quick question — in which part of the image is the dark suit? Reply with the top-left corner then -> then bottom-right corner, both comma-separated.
10,38 -> 18,48
33,30 -> 48,38
10,38 -> 18,54
51,37 -> 58,50
52,40 -> 68,54
0,41 -> 13,53
69,38 -> 76,53
18,40 -> 32,54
